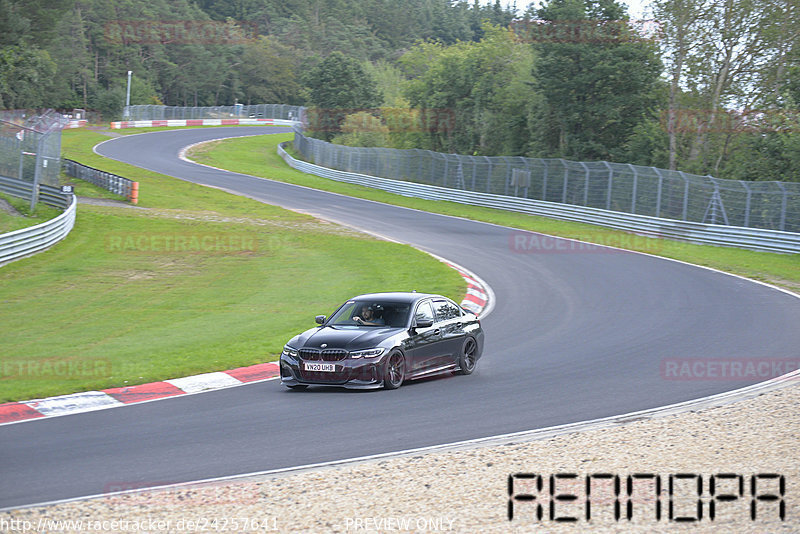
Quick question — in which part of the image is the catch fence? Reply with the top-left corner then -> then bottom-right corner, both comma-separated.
0,110 -> 68,210
62,159 -> 139,204
293,129 -> 799,233
123,104 -> 303,121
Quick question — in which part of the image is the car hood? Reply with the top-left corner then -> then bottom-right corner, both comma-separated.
292,325 -> 404,351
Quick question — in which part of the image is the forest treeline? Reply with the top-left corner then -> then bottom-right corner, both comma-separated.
1,0 -> 798,181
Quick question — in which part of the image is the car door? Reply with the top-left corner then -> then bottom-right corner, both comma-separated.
431,298 -> 467,366
404,300 -> 445,374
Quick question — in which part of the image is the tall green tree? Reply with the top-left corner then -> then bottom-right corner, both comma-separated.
401,24 -> 537,155
239,36 -> 302,105
528,0 -> 663,161
303,51 -> 382,140
653,0 -> 800,178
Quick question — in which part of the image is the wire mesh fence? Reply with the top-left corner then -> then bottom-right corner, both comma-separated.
62,159 -> 137,202
123,104 -> 303,121
115,105 -> 800,233
0,110 -> 67,209
293,129 -> 799,233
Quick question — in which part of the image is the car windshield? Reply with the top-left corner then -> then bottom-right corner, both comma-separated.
328,300 -> 410,327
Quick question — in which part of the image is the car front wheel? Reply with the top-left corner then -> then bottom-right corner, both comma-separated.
456,337 -> 477,375
383,351 -> 405,389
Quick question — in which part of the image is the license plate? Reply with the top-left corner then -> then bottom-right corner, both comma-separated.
303,362 -> 336,372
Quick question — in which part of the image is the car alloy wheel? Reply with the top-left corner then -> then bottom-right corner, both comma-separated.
383,351 -> 405,389
456,337 -> 477,375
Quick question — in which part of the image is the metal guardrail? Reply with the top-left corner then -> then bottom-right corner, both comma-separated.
0,178 -> 77,267
62,159 -> 138,203
293,129 -> 799,234
123,104 -> 303,121
278,142 -> 800,254
0,175 -> 71,209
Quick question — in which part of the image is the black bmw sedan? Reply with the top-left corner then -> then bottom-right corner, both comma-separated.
280,292 -> 484,390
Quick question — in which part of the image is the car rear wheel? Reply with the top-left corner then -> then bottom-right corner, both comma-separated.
456,337 -> 477,375
383,351 -> 405,389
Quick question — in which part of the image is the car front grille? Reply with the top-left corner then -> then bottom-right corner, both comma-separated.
299,369 -> 350,383
299,348 -> 349,361
321,349 -> 348,361
299,349 -> 321,361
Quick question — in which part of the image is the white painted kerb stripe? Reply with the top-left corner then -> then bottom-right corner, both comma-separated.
25,391 -> 123,417
465,287 -> 487,301
166,372 -> 242,394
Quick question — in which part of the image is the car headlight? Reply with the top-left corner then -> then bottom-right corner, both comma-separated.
282,346 -> 299,358
349,348 -> 385,359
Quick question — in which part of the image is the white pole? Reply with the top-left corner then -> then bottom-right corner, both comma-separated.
124,71 -> 132,117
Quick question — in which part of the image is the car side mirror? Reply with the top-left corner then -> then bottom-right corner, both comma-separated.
414,318 -> 434,329
315,315 -> 326,325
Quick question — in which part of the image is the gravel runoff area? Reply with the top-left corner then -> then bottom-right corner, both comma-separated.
1,377 -> 797,533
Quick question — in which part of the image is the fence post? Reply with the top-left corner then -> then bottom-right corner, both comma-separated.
679,171 -> 689,220
652,167 -> 663,218
603,161 -> 613,210
777,182 -> 787,231
485,157 -> 492,193
629,164 -> 637,214
542,160 -> 548,201
580,162 -> 589,206
29,135 -> 45,212
470,156 -> 478,190
504,157 -> 511,196
741,180 -> 751,228
561,159 -> 568,204
17,135 -> 24,182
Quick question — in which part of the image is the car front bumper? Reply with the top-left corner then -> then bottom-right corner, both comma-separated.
279,353 -> 387,389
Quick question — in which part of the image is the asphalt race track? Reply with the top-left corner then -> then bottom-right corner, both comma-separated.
2,126 -> 799,509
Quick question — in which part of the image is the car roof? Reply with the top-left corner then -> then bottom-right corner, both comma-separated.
350,292 -> 440,304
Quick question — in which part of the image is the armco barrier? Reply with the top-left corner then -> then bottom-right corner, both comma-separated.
110,118 -> 297,129
0,187 -> 77,267
0,176 -> 70,209
62,159 -> 138,204
278,142 -> 800,253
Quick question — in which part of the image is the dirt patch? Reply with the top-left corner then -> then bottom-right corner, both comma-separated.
86,126 -> 123,138
0,197 -> 23,217
77,196 -> 144,209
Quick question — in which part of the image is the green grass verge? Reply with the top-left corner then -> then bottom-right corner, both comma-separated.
188,134 -> 800,292
59,171 -> 128,201
0,128 -> 464,403
0,192 -> 62,234
90,123 -> 286,136
120,124 -> 286,135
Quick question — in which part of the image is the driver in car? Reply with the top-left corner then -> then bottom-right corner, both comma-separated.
354,304 -> 385,326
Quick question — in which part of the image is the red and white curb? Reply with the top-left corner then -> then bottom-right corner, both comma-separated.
0,264 -> 492,426
440,261 -> 492,318
109,118 -> 297,129
64,119 -> 87,129
0,363 -> 279,426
